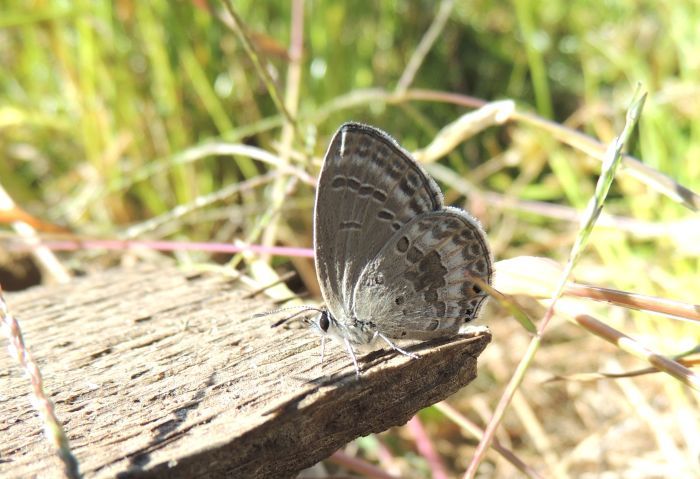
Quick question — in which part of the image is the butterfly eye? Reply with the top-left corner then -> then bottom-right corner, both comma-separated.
319,312 -> 330,332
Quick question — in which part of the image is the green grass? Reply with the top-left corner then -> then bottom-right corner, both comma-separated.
1,1 -> 699,477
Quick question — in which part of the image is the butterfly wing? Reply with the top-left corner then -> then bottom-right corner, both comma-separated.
314,123 -> 443,324
352,208 -> 493,339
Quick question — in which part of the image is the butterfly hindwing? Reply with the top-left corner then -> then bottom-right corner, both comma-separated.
352,208 -> 493,339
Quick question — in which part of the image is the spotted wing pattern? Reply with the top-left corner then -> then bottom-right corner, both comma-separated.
352,208 -> 493,339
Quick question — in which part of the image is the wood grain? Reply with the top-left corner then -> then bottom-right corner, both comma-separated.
1,264 -> 490,478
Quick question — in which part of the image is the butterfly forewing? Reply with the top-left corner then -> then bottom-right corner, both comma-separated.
314,123 -> 443,323
352,208 -> 493,339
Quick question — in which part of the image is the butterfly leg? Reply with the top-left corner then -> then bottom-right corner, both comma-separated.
376,333 -> 419,359
320,336 -> 326,365
343,336 -> 361,378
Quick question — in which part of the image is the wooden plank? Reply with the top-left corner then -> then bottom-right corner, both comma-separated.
1,265 -> 490,478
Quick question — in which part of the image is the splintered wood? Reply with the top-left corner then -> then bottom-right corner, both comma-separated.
2,265 -> 490,478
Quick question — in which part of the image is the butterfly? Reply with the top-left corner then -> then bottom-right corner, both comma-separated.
312,122 -> 493,376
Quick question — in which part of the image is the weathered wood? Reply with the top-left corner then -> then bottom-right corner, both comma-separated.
1,264 -> 490,478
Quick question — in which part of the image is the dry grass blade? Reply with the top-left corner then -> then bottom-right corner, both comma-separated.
574,314 -> 700,391
546,356 -> 700,383
219,0 -> 298,133
395,0 -> 455,93
510,110 -> 700,212
318,86 -> 700,212
496,256 -> 700,324
260,0 -> 305,262
494,255 -> 700,384
472,275 -> 537,333
0,205 -> 69,234
434,402 -> 544,479
1,287 -> 80,479
413,101 -> 515,164
105,142 -> 315,194
465,88 -> 647,478
243,270 -> 298,299
0,185 -> 70,284
564,283 -> 700,323
122,171 -> 280,238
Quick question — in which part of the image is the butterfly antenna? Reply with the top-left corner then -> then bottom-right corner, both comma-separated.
253,305 -> 324,328
253,304 -> 322,318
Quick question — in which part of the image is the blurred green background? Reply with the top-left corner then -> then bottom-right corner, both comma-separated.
2,1 -> 698,477
3,1 -> 697,234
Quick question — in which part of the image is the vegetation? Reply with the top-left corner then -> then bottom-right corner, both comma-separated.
2,1 -> 698,477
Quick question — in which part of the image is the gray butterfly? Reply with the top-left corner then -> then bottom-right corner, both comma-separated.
313,122 -> 493,376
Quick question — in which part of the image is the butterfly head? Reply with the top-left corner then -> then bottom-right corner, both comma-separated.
313,308 -> 378,351
314,308 -> 343,340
